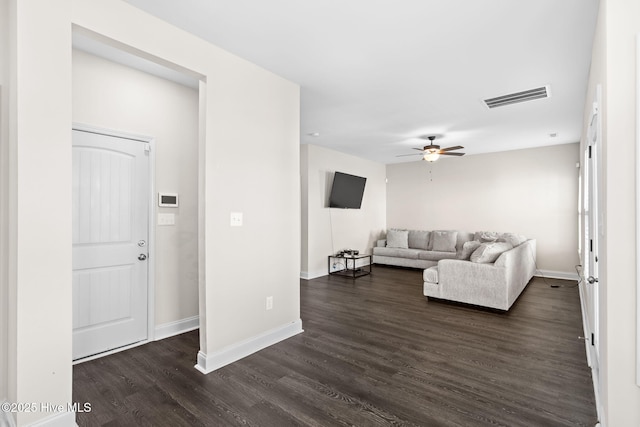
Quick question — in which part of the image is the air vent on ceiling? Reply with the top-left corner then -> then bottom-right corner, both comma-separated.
484,85 -> 551,109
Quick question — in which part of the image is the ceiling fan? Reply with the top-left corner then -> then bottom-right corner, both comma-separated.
397,136 -> 465,162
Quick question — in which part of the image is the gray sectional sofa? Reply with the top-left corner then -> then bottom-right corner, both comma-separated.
373,229 -> 536,310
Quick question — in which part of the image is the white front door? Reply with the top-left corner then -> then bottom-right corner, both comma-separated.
72,129 -> 150,360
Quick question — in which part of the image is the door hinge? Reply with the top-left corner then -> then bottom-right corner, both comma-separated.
588,145 -> 592,159
144,143 -> 151,152
590,239 -> 593,252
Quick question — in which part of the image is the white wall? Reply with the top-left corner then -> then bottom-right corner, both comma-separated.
6,1 -> 73,425
72,49 -> 199,328
301,144 -> 387,279
386,143 -> 580,275
0,0 -> 9,406
74,0 -> 301,357
5,0 -> 300,424
582,0 -> 640,425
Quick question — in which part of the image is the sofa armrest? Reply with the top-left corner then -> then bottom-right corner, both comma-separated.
495,238 -> 537,292
494,239 -> 535,267
376,239 -> 387,247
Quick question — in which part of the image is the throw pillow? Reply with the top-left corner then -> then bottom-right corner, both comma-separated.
474,231 -> 500,243
470,242 -> 514,263
387,229 -> 409,249
408,230 -> 430,250
458,240 -> 482,260
430,230 -> 458,253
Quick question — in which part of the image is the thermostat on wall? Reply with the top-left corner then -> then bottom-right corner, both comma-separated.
158,192 -> 179,207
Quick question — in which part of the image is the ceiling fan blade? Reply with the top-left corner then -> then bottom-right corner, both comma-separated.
439,145 -> 464,152
395,153 -> 423,157
412,148 -> 425,152
440,152 -> 465,156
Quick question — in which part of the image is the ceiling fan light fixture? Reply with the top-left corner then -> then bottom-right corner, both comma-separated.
423,150 -> 440,162
394,135 -> 464,161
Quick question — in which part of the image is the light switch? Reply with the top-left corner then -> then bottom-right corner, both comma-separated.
230,212 -> 243,227
158,213 -> 175,226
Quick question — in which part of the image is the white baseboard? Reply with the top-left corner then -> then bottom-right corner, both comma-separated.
535,269 -> 579,281
300,271 -> 312,280
195,319 -> 303,374
24,409 -> 76,427
154,315 -> 199,341
300,270 -> 326,280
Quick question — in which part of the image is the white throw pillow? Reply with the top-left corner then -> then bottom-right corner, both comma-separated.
458,240 -> 482,260
387,229 -> 409,249
430,230 -> 458,253
470,242 -> 513,263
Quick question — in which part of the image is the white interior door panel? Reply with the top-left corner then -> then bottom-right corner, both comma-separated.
72,129 -> 149,360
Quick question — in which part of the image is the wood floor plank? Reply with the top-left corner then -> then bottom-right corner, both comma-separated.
74,266 -> 597,426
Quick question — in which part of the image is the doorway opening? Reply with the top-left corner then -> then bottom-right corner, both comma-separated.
71,29 -> 203,362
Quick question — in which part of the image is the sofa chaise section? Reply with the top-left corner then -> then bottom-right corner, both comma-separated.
423,239 -> 537,310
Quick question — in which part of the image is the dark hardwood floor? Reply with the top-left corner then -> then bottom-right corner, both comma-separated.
73,266 -> 597,426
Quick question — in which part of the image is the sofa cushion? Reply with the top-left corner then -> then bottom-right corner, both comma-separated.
458,240 -> 482,260
373,247 -> 423,259
417,250 -> 458,261
470,242 -> 514,263
408,230 -> 430,250
429,230 -> 457,252
387,229 -> 409,248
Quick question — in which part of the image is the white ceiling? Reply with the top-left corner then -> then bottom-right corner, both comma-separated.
123,0 -> 599,164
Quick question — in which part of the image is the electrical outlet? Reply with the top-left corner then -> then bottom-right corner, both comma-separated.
266,296 -> 273,310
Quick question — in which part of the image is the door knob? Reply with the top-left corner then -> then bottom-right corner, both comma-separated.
138,254 -> 147,261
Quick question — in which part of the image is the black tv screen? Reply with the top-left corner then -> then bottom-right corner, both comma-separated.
329,172 -> 367,209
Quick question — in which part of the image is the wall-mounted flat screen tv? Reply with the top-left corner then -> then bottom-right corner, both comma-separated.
329,171 -> 367,209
